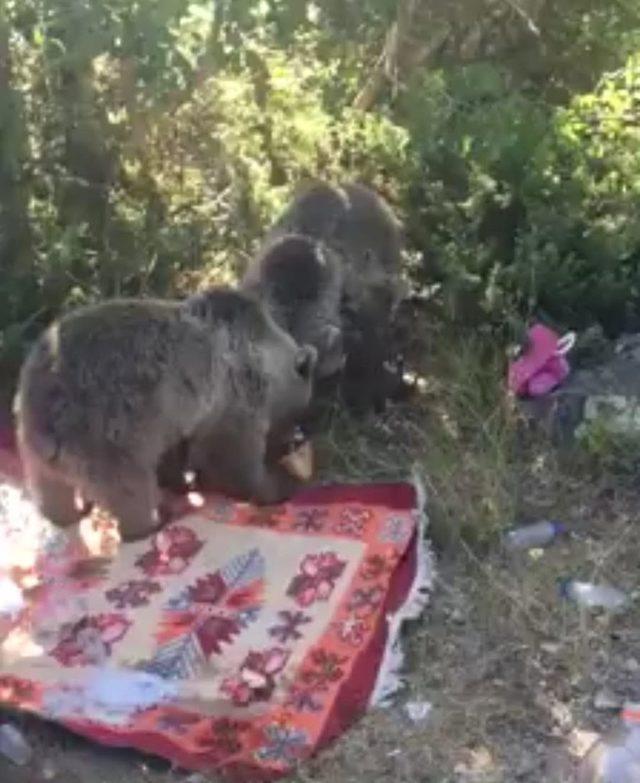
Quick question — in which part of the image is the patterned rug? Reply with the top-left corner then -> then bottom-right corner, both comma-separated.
0,445 -> 432,781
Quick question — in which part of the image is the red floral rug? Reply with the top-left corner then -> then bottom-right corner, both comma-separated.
0,444 -> 432,781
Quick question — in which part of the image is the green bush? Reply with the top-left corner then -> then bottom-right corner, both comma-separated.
398,55 -> 640,335
518,57 -> 640,332
0,3 -> 410,387
2,0 -> 640,394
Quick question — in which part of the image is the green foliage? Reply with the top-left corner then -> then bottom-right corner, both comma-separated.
2,0 -> 640,391
517,58 -> 640,331
576,414 -> 640,477
401,52 -> 640,335
0,0 -> 409,387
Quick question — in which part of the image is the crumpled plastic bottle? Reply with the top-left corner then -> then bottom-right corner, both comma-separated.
503,520 -> 566,551
0,722 -> 33,766
577,703 -> 640,782
559,579 -> 628,611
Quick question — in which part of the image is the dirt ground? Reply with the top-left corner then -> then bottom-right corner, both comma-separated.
2,324 -> 640,783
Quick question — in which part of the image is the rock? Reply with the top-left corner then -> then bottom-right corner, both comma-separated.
625,657 -> 640,673
404,700 -> 433,724
514,754 -> 538,779
572,324 -> 612,368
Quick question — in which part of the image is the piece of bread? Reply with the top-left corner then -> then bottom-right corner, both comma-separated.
280,439 -> 313,481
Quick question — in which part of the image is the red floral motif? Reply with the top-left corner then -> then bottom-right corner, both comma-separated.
105,579 -> 162,609
348,585 -> 385,618
183,571 -> 259,656
135,526 -> 203,577
284,685 -> 323,713
333,507 -> 373,536
0,676 -> 36,705
146,550 -> 265,679
244,506 -> 286,529
194,718 -> 249,755
269,610 -> 312,643
299,648 -> 347,692
286,552 -> 347,608
360,553 -> 393,581
221,647 -> 290,706
188,572 -> 226,604
293,508 -> 329,532
200,616 -> 242,656
50,614 -> 130,666
334,615 -> 369,646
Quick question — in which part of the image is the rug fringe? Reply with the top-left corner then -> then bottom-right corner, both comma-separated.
369,467 -> 435,707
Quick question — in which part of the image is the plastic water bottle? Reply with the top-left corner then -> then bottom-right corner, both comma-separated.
560,579 -> 628,611
577,703 -> 640,782
503,520 -> 566,551
0,723 -> 33,766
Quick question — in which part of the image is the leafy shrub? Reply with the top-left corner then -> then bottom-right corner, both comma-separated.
2,0 -> 640,394
398,55 -> 640,335
0,6 -> 410,388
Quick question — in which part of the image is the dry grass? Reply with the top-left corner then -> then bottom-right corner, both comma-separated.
4,321 -> 640,782
304,342 -> 640,781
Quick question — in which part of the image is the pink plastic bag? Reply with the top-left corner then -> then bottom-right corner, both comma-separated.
508,323 -> 575,398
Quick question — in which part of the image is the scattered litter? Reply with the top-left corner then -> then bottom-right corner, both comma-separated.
578,702 -> 640,782
0,722 -> 33,766
582,394 -> 640,437
594,688 -> 623,712
559,579 -> 628,611
624,658 -> 640,674
183,775 -> 209,783
503,520 -> 566,551
448,607 -> 465,625
40,760 -> 58,780
84,668 -> 178,713
43,668 -> 179,727
387,748 -> 402,758
508,323 -> 575,398
404,700 -> 433,724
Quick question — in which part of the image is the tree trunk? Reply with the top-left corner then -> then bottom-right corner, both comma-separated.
353,0 -> 547,112
353,0 -> 424,112
0,5 -> 34,315
47,0 -> 115,285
